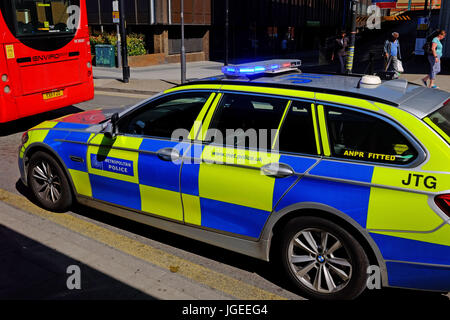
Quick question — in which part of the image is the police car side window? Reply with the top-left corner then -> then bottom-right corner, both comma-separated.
278,101 -> 317,155
325,106 -> 418,165
118,92 -> 211,139
207,93 -> 287,150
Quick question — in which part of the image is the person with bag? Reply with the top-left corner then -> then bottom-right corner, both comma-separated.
383,32 -> 403,77
422,30 -> 446,89
332,31 -> 349,74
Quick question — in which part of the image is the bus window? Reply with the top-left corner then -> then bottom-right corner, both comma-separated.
14,0 -> 79,36
0,0 -> 93,123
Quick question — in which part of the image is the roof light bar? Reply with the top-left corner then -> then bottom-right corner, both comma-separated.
221,59 -> 301,77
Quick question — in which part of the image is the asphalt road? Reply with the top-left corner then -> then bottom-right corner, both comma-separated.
0,92 -> 448,301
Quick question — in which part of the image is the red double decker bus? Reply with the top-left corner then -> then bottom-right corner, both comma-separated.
0,0 -> 93,123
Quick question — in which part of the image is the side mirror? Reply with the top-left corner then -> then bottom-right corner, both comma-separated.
104,112 -> 119,139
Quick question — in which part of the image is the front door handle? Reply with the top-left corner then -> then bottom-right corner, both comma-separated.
157,148 -> 181,162
69,156 -> 84,163
261,163 -> 295,178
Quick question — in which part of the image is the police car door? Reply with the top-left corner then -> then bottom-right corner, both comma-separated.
86,91 -> 215,222
180,92 -> 317,238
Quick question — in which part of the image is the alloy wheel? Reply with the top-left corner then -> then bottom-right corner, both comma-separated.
288,228 -> 353,294
32,161 -> 62,204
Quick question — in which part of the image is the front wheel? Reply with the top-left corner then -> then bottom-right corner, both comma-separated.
279,216 -> 369,300
27,151 -> 73,212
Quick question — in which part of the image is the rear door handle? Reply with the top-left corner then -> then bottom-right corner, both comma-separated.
261,163 -> 295,178
157,148 -> 181,162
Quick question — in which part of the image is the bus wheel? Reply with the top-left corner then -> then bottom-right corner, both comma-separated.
279,216 -> 369,300
28,151 -> 72,212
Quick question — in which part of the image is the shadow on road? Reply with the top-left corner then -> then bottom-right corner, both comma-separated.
0,224 -> 154,299
0,105 -> 83,137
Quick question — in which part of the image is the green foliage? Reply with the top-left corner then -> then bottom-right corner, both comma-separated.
105,33 -> 118,48
89,33 -> 146,56
127,33 -> 147,56
89,34 -> 106,54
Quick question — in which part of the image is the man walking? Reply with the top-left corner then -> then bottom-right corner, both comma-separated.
384,32 -> 402,76
332,31 -> 348,74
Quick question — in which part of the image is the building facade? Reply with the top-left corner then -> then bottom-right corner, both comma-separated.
393,0 -> 441,12
87,0 -> 211,64
439,0 -> 449,58
86,1 -> 406,65
210,0 -> 354,62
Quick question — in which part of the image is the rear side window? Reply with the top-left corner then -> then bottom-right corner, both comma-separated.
278,101 -> 317,155
325,106 -> 418,165
208,93 -> 288,150
427,102 -> 450,142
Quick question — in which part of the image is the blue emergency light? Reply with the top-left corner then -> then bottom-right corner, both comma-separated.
221,59 -> 301,77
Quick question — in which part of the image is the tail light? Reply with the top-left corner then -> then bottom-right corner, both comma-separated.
435,194 -> 450,218
21,131 -> 29,145
87,62 -> 92,77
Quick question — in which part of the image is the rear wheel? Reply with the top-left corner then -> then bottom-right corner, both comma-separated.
28,151 -> 72,212
279,216 -> 369,300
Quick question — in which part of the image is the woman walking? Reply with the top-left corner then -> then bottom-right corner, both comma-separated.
423,30 -> 446,89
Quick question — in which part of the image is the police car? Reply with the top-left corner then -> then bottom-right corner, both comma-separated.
18,60 -> 450,300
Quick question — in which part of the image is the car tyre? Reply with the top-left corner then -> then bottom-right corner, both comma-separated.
28,151 -> 72,212
279,216 -> 369,300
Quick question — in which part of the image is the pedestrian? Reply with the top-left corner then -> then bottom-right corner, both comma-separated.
383,32 -> 402,77
332,31 -> 348,74
422,30 -> 446,89
281,36 -> 288,55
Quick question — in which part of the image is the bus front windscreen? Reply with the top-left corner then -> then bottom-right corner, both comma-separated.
14,0 -> 80,36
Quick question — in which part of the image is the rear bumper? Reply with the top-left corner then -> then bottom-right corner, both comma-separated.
370,232 -> 450,292
386,261 -> 450,292
1,80 -> 94,123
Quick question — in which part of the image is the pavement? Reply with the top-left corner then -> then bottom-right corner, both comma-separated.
0,197 -> 228,300
1,189 -> 289,300
402,73 -> 450,91
94,60 -> 450,96
94,61 -> 224,95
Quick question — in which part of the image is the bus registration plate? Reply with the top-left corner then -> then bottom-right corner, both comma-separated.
43,90 -> 64,100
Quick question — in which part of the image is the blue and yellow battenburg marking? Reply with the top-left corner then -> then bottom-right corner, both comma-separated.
196,146 -> 281,237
